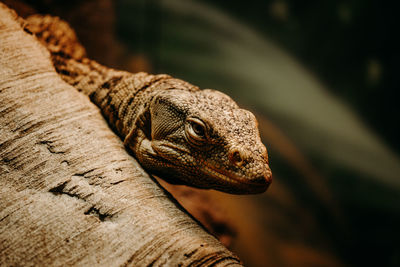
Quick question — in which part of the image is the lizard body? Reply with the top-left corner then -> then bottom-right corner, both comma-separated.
26,15 -> 272,194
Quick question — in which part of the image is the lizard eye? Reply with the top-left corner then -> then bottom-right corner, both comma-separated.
185,118 -> 207,145
191,121 -> 205,136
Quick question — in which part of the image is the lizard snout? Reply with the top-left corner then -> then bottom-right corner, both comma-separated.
263,166 -> 273,185
251,166 -> 272,193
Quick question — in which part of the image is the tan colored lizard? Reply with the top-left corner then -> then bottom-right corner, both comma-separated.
25,15 -> 272,194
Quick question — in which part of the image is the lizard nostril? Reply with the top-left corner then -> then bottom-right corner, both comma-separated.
229,149 -> 244,167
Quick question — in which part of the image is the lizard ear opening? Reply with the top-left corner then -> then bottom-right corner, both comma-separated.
150,93 -> 187,140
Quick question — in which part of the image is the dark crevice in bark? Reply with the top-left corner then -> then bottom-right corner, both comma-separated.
84,206 -> 109,222
12,120 -> 46,135
49,180 -> 113,221
73,168 -> 96,177
184,248 -> 199,258
48,180 -> 71,196
192,253 -> 241,266
61,160 -> 70,166
38,140 -> 65,154
109,180 -> 126,186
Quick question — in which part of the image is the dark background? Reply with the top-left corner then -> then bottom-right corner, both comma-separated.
115,2 -> 400,265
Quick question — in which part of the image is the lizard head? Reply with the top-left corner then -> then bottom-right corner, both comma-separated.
133,89 -> 272,194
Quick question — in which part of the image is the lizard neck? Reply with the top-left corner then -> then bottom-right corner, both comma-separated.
52,54 -> 199,139
52,53 -> 128,97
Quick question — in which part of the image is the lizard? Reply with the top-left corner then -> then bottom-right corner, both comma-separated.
25,15 -> 272,194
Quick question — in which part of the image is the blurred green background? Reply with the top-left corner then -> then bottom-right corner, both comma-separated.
115,1 -> 400,266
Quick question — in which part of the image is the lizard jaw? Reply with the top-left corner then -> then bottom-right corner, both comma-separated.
150,141 -> 271,194
201,161 -> 271,194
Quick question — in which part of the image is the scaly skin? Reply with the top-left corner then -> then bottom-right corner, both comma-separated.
26,15 -> 272,194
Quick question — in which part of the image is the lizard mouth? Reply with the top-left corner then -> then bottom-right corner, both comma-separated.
201,161 -> 271,193
151,142 -> 271,193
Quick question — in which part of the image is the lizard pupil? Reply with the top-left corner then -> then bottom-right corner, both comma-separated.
192,122 -> 205,137
233,151 -> 242,164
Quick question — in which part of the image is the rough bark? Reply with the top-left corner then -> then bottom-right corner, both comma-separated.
0,4 -> 242,266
